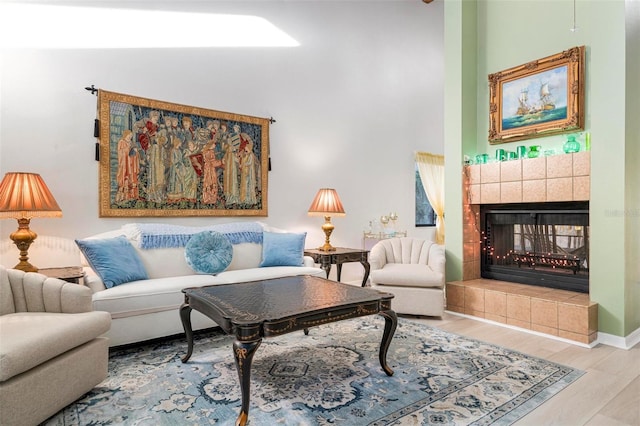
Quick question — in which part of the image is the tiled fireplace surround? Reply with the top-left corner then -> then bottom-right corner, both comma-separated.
447,151 -> 598,345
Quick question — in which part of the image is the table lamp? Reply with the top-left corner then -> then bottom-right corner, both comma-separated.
0,172 -> 62,272
307,188 -> 345,251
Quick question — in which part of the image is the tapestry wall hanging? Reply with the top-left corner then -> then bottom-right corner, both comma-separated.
97,90 -> 269,217
488,45 -> 585,144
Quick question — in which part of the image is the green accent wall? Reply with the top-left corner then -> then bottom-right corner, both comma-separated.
444,0 -> 640,338
625,0 -> 640,336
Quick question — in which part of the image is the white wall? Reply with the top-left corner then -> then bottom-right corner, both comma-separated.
0,1 -> 444,282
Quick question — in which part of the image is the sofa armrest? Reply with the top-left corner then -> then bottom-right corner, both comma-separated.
302,255 -> 316,268
58,279 -> 95,313
17,272 -> 94,313
83,266 -> 107,293
369,244 -> 388,271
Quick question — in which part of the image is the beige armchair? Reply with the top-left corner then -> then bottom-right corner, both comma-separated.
0,265 -> 111,426
369,237 -> 445,317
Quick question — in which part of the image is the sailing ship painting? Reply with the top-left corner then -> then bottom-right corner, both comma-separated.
489,46 -> 584,143
516,82 -> 554,115
502,65 -> 568,130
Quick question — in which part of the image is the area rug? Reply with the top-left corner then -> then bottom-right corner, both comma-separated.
44,317 -> 583,426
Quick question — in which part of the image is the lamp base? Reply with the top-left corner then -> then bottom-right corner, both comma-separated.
318,216 -> 337,252
13,262 -> 38,273
10,218 -> 38,272
317,242 -> 337,252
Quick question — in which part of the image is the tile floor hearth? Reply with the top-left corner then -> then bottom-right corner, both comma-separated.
446,279 -> 597,345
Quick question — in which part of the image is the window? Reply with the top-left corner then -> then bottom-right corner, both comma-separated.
415,166 -> 436,226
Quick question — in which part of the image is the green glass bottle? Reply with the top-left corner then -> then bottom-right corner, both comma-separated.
527,145 -> 541,158
563,134 -> 580,153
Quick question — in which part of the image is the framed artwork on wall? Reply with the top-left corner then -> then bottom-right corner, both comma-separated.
488,46 -> 585,144
97,90 -> 269,217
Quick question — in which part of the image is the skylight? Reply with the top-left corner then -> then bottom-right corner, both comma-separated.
0,3 -> 299,48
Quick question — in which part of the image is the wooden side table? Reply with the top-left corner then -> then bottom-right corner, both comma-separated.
38,266 -> 85,284
304,248 -> 370,287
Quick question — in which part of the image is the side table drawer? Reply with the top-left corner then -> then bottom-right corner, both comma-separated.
333,252 -> 368,263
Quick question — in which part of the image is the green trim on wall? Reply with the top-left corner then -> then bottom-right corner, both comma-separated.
443,0 -> 464,283
444,0 -> 477,283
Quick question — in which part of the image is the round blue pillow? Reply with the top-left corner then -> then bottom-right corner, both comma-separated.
184,231 -> 233,274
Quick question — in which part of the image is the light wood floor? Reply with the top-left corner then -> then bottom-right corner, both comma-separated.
408,312 -> 640,426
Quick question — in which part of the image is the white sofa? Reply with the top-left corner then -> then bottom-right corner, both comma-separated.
80,222 -> 325,347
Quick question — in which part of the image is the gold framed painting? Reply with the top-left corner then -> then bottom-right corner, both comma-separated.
488,46 -> 585,144
97,90 -> 269,217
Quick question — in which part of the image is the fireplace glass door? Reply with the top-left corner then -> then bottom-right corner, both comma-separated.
481,203 -> 589,293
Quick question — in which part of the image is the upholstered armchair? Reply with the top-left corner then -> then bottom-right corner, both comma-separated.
369,237 -> 446,317
0,265 -> 111,426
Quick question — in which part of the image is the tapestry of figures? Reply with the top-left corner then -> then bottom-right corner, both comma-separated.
112,108 -> 263,211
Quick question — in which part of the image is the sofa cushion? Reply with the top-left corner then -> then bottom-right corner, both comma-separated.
215,265 -> 325,284
259,231 -> 306,267
91,266 -> 326,319
227,243 -> 263,270
184,231 -> 233,274
0,311 -> 111,381
91,275 -> 221,318
76,236 -> 149,289
370,264 -> 444,288
125,243 -> 263,280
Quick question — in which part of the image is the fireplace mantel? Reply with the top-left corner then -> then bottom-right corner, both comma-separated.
466,151 -> 590,204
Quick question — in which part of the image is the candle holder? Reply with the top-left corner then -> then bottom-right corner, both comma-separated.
389,212 -> 398,231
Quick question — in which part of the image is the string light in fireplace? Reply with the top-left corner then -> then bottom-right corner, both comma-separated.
508,251 -> 582,274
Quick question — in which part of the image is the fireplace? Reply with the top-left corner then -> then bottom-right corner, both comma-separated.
480,201 -> 589,293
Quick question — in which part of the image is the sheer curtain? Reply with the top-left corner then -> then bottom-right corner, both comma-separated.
415,152 -> 445,244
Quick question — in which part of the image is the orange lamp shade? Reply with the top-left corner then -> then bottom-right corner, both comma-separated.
0,172 -> 62,219
307,188 -> 346,217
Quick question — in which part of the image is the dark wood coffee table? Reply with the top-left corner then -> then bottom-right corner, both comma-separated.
179,275 -> 397,426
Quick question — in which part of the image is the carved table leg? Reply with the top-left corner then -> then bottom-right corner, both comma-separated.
360,260 -> 370,287
233,339 -> 262,426
321,259 -> 332,279
378,309 -> 397,376
180,303 -> 194,363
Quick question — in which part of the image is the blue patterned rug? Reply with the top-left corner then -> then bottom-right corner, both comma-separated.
44,318 -> 583,425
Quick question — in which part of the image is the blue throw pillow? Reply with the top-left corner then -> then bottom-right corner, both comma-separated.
75,236 -> 148,289
260,231 -> 306,267
184,231 -> 233,274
